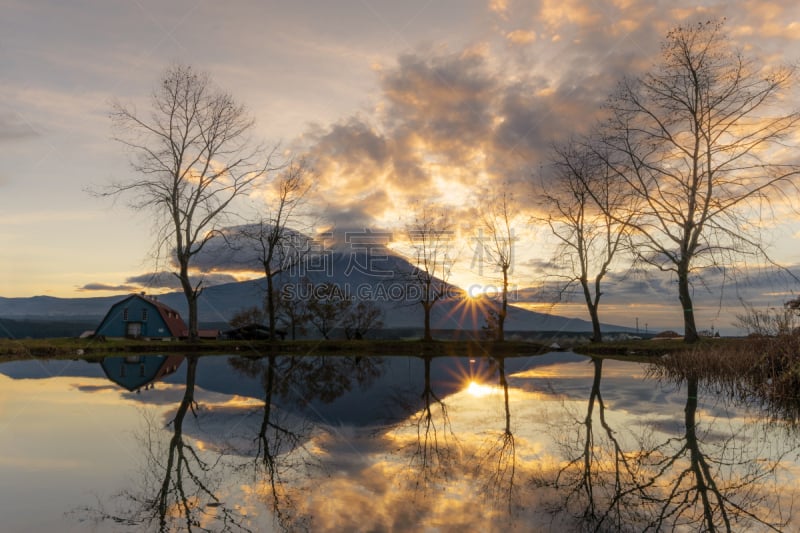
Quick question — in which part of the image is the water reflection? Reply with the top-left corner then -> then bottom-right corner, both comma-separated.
539,358 -> 797,532
409,355 -> 456,488
95,355 -> 251,531
1,352 -> 798,531
100,354 -> 184,393
472,356 -> 518,513
645,374 -> 794,532
542,357 -> 644,530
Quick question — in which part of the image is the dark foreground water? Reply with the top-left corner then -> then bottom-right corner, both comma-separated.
0,352 -> 798,532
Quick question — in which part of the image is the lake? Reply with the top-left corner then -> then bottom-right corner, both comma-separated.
0,352 -> 797,532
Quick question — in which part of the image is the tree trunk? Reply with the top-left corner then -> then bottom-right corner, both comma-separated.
678,266 -> 699,343
588,304 -> 602,343
179,264 -> 199,342
497,266 -> 508,342
187,295 -> 199,342
581,278 -> 603,343
422,301 -> 433,342
266,273 -> 276,341
498,357 -> 510,433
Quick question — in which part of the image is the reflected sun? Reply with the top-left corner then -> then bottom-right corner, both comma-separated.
466,380 -> 495,397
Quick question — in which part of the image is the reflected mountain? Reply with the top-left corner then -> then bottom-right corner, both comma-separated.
3,352 -> 798,531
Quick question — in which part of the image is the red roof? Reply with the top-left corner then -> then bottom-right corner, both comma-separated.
142,295 -> 187,338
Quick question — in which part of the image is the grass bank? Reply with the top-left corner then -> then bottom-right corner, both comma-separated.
0,337 -> 549,361
577,334 -> 800,423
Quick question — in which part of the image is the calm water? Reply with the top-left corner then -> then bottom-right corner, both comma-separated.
0,352 -> 798,532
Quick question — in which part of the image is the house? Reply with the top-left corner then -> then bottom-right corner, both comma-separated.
101,354 -> 185,392
185,328 -> 222,340
222,323 -> 287,340
95,293 -> 187,340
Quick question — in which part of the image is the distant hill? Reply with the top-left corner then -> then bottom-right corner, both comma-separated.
0,249 -> 634,338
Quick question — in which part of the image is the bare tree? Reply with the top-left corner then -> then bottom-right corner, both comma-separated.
597,20 -> 800,343
106,64 -> 272,341
237,159 -> 312,340
477,191 -> 518,342
305,282 -> 351,340
229,306 -> 267,329
539,141 -> 631,342
342,300 -> 384,340
405,205 -> 454,342
278,285 -> 310,340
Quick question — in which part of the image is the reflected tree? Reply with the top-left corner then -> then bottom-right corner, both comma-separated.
392,356 -> 458,489
88,355 -> 251,532
227,355 -> 310,531
228,354 -> 384,531
544,357 -> 795,531
475,357 -> 518,513
545,358 -> 648,531
415,356 -> 456,486
639,375 -> 794,532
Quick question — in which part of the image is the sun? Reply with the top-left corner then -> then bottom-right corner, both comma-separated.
465,284 -> 493,299
466,380 -> 495,397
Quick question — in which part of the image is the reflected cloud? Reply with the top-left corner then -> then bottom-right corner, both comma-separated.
4,353 -> 798,531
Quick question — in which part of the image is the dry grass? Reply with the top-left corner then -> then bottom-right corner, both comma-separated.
648,334 -> 800,423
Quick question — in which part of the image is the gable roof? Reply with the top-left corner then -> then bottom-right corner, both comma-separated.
97,293 -> 187,338
101,354 -> 185,392
145,295 -> 187,338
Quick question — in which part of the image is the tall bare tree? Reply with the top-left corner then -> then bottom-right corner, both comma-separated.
237,159 -> 312,340
342,300 -> 384,340
539,141 -> 631,342
106,65 -> 271,341
305,282 -> 351,340
477,191 -> 518,342
597,20 -> 800,343
405,205 -> 454,342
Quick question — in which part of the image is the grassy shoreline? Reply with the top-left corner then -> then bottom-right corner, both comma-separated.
4,335 -> 798,420
0,337 -> 552,360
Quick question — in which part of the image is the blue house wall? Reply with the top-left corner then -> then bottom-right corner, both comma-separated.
101,355 -> 184,391
95,295 -> 177,339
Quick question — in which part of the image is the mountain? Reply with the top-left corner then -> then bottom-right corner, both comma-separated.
0,249 -> 634,337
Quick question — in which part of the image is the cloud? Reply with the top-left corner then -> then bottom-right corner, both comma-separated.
124,271 -> 241,290
0,112 -> 39,142
78,282 -> 138,292
297,11 -> 658,232
506,29 -> 537,45
539,264 -> 800,308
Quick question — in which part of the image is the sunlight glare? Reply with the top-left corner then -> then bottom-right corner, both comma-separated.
466,380 -> 495,397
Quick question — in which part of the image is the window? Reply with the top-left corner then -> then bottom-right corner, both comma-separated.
123,308 -> 129,321
142,309 -> 148,321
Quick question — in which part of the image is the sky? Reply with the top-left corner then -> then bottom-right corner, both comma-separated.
2,0 -> 800,333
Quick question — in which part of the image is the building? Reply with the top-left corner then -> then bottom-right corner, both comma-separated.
222,323 -> 287,340
95,293 -> 187,340
101,354 -> 185,392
